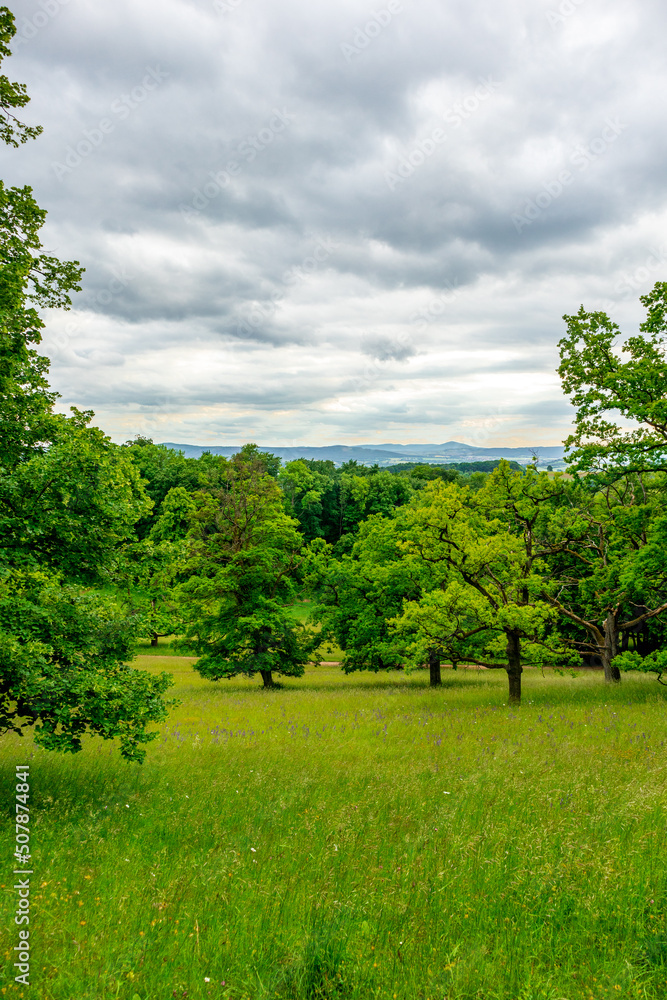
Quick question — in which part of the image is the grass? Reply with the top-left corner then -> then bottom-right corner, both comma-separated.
1,661 -> 666,1000
134,638 -> 186,656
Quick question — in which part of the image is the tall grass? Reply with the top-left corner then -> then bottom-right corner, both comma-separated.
1,662 -> 666,1000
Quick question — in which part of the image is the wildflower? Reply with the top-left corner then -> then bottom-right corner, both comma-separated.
204,978 -> 210,983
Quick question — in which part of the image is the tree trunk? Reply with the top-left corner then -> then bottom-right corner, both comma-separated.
260,670 -> 275,688
602,612 -> 621,683
506,631 -> 522,705
151,632 -> 158,648
428,649 -> 442,687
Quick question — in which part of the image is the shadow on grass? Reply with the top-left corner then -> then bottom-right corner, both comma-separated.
268,916 -> 358,999
161,668 -> 490,695
166,670 -> 667,708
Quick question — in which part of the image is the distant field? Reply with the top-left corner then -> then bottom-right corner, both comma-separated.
1,662 -> 666,999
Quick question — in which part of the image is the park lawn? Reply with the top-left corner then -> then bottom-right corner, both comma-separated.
1,662 -> 666,1000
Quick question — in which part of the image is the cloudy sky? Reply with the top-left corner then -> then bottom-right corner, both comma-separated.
4,0 -> 667,447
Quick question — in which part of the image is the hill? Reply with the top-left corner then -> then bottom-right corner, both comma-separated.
160,440 -> 566,468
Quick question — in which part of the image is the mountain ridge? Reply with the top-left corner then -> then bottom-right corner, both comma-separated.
160,440 -> 567,468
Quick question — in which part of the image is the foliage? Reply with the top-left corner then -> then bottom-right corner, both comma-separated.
318,467 -> 414,543
176,453 -> 313,685
0,11 -> 173,760
118,488 -> 196,645
278,459 -> 328,541
392,463 -> 577,702
546,472 -> 667,680
307,463 -> 582,700
0,572 -> 170,761
306,514 -> 422,673
391,579 -> 496,670
559,281 -> 667,475
121,438 -> 205,539
386,459 -> 524,476
0,7 -> 41,146
274,458 -> 416,543
614,648 -> 667,684
1,414 -> 151,581
555,279 -> 667,677
0,416 -> 174,760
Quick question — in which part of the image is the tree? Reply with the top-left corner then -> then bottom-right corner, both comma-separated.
0,409 -> 175,760
307,513 -> 426,678
119,486 -> 195,646
0,7 -> 40,147
558,281 -> 667,476
0,9 -> 173,760
390,580 -> 499,682
278,459 -> 328,541
556,285 -> 667,681
545,472 -> 667,683
121,437 -> 204,539
308,463 -> 581,697
614,647 -> 667,686
318,467 -> 414,544
395,464 -> 576,704
176,452 -> 313,687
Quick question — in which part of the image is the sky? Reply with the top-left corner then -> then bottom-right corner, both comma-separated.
3,0 -> 667,447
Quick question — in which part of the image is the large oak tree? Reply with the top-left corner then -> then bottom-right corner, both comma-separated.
0,8 -> 173,761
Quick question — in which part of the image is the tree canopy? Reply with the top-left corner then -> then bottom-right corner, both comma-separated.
559,282 -> 667,475
176,452 -> 314,687
0,8 -> 173,761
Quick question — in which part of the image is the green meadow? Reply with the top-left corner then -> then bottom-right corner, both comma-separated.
1,660 -> 666,1000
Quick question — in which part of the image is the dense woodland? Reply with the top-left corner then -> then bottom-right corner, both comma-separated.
2,4 -> 667,762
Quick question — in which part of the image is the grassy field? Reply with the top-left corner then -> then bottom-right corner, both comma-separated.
1,659 -> 666,1000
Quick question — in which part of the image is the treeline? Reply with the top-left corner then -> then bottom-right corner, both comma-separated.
1,8 -> 666,762
385,459 -> 525,476
123,441 -> 520,545
117,410 -> 667,708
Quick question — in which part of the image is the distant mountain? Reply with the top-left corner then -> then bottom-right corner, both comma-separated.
371,441 -> 566,465
160,443 -> 405,464
160,440 -> 566,468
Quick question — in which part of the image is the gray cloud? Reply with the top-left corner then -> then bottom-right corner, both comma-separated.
4,0 -> 667,445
